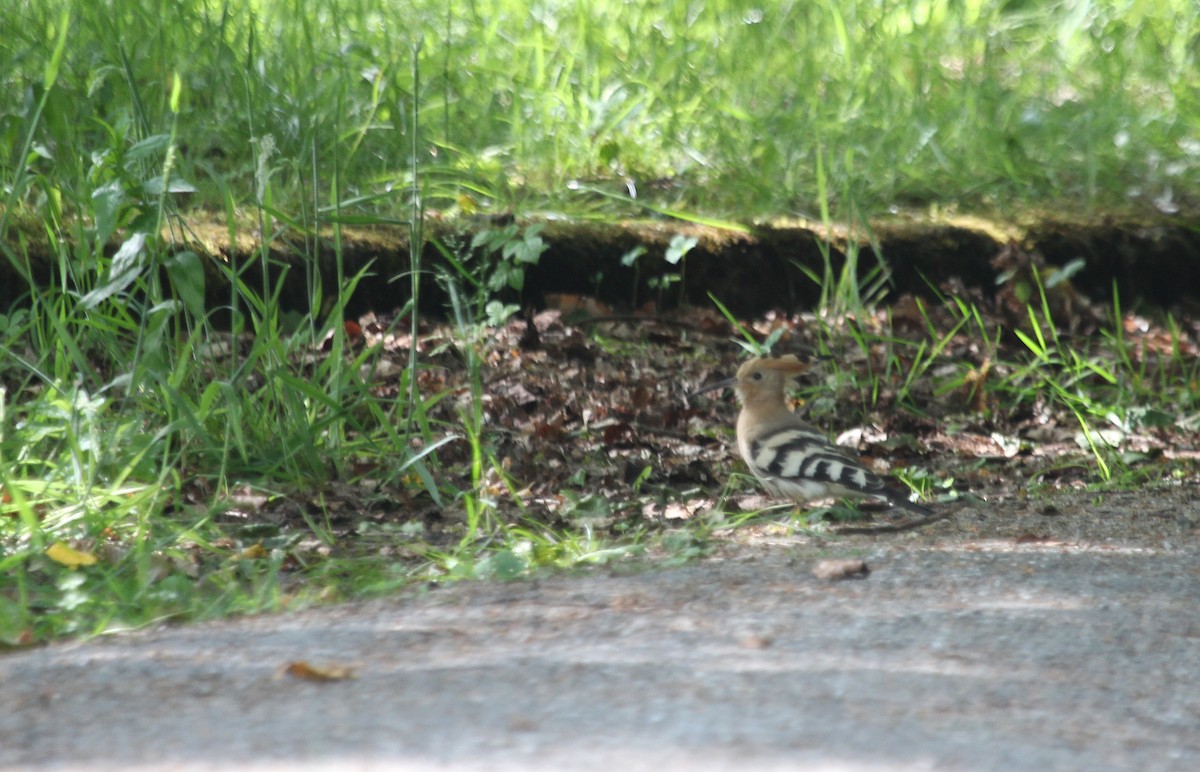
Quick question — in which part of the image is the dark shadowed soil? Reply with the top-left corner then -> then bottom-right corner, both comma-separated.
3,491 -> 1199,771
6,212 -> 1200,321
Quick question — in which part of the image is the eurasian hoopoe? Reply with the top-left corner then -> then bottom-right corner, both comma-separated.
694,355 -> 932,516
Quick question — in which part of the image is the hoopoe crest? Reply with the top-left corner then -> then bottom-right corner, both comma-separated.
695,355 -> 931,515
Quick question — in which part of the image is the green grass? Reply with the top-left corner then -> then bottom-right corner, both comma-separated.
2,1 -> 1197,219
2,1 -> 1200,646
792,275 -> 1200,489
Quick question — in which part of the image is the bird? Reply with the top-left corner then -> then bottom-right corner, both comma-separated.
693,355 -> 932,516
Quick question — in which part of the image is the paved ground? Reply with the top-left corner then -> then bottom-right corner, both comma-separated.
3,494 -> 1200,770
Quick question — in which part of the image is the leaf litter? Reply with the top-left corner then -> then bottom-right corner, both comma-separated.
233,260 -> 1200,577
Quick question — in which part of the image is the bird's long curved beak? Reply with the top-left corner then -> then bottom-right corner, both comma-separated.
689,376 -> 739,398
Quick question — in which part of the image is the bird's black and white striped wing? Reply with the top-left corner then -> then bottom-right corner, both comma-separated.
746,427 -> 930,514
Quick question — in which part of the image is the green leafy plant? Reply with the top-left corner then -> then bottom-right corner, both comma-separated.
472,222 -> 547,295
663,233 -> 698,306
439,222 -> 548,326
620,245 -> 648,307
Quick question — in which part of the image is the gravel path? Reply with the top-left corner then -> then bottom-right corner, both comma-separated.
3,494 -> 1199,770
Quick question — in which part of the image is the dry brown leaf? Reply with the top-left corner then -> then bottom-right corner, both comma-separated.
239,543 -> 268,560
281,661 -> 357,682
811,559 -> 870,581
544,293 -> 611,317
46,541 -> 98,568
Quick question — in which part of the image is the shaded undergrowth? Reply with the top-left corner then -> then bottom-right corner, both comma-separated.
2,197 -> 1199,645
2,1 -> 1200,647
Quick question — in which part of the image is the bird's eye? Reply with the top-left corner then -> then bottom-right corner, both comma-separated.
751,372 -> 763,381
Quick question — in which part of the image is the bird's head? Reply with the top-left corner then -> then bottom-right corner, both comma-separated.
691,354 -> 814,406
731,355 -> 812,406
